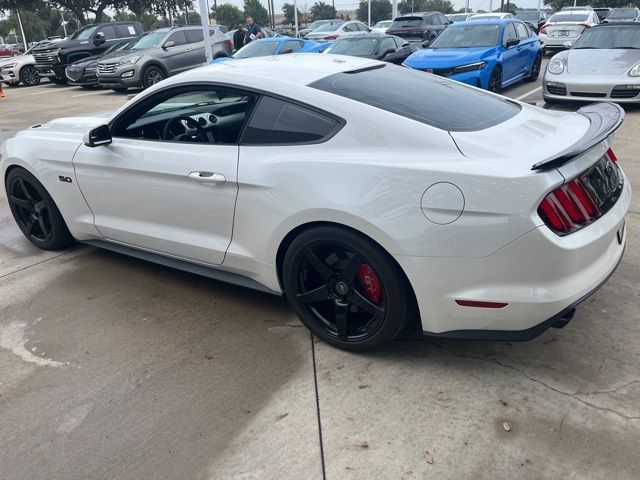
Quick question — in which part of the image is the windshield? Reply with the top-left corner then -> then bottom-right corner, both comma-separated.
312,22 -> 343,32
549,13 -> 589,22
234,41 -> 279,58
516,12 -> 539,21
74,26 -> 99,41
130,30 -> 168,50
608,9 -> 636,19
68,25 -> 94,40
327,38 -> 379,55
573,26 -> 640,49
104,41 -> 129,54
310,64 -> 520,132
373,21 -> 392,28
429,24 -> 501,48
390,16 -> 424,28
308,20 -> 329,30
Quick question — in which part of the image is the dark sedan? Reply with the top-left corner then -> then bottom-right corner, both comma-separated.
65,40 -> 132,88
323,34 -> 419,64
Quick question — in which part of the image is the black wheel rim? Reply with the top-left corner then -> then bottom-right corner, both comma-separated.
531,57 -> 541,78
294,242 -> 387,342
489,69 -> 501,92
23,67 -> 39,86
147,69 -> 163,85
7,176 -> 53,243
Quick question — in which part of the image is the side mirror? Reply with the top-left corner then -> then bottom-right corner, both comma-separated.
562,40 -> 574,48
378,48 -> 395,59
421,39 -> 430,48
163,40 -> 175,49
84,125 -> 112,147
505,38 -> 520,48
94,32 -> 105,46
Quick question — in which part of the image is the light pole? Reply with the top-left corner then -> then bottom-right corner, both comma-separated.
368,0 -> 371,26
294,0 -> 299,36
198,0 -> 213,62
16,10 -> 28,48
464,0 -> 469,13
392,0 -> 397,19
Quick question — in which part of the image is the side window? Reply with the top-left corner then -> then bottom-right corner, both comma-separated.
167,30 -> 187,46
357,22 -> 370,31
185,29 -> 204,43
439,14 -> 448,24
344,23 -> 358,32
515,22 -> 529,39
281,40 -> 303,54
112,86 -> 255,144
100,26 -> 117,40
379,37 -> 396,54
503,23 -> 517,44
115,25 -> 137,37
242,96 -> 341,145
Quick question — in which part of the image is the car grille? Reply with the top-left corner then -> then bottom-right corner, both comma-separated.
65,67 -> 83,81
546,83 -> 567,96
570,91 -> 607,98
423,68 -> 453,78
97,63 -> 117,75
33,50 -> 59,64
610,86 -> 640,99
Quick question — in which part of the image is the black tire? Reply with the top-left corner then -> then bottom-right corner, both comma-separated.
543,96 -> 558,105
111,87 -> 128,93
526,53 -> 542,82
7,81 -> 20,87
19,65 -> 40,86
5,168 -> 75,250
51,76 -> 67,85
282,226 -> 411,351
488,65 -> 502,93
142,65 -> 165,89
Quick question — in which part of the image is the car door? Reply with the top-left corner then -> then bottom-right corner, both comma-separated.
185,28 -> 206,65
161,30 -> 192,74
72,85 -> 256,265
94,26 -> 119,55
514,21 -> 535,76
500,23 -> 519,82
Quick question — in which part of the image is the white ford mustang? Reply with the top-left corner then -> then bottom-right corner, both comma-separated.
1,55 -> 630,350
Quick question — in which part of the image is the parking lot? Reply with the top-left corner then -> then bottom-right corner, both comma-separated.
1,67 -> 640,480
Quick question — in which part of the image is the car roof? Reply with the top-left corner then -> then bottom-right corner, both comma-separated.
454,18 -> 514,25
183,53 -> 381,86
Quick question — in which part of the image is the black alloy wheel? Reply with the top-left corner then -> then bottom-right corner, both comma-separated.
526,54 -> 542,82
488,66 -> 502,93
283,226 -> 412,351
5,168 -> 75,250
142,66 -> 165,89
19,65 -> 40,86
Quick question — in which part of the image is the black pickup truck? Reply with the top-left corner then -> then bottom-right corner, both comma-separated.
32,21 -> 143,84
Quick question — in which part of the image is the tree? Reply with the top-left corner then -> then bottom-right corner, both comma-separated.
356,0 -> 391,24
282,2 -> 302,25
214,3 -> 245,29
398,0 -> 453,14
243,0 -> 269,26
309,1 -> 335,21
545,0 -> 629,10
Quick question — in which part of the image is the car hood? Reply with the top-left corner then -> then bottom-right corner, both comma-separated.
34,39 -> 84,51
100,48 -> 149,64
565,48 -> 640,75
450,102 -> 590,168
17,112 -> 114,142
404,47 -> 496,68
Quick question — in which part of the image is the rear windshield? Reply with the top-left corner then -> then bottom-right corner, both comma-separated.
549,13 -> 589,22
573,26 -> 640,49
608,9 -> 636,19
390,16 -> 425,28
312,22 -> 344,32
310,65 -> 520,132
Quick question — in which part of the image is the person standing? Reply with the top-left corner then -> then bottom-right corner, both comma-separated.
0,80 -> 4,98
244,17 -> 262,45
233,24 -> 245,52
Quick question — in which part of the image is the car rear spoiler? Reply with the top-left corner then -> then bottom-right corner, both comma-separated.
531,102 -> 624,171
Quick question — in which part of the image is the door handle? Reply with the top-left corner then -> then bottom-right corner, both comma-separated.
188,171 -> 226,184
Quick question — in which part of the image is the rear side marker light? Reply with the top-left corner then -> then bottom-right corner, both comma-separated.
606,147 -> 618,163
539,24 -> 548,34
455,300 -> 508,309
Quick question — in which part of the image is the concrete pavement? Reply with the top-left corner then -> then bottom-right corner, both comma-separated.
1,73 -> 639,479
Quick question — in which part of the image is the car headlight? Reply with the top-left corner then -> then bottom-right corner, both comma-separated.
118,56 -> 140,66
629,62 -> 640,77
1,63 -> 16,68
452,61 -> 487,73
548,57 -> 564,74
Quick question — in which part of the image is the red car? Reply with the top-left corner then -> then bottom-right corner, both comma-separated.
0,44 -> 24,57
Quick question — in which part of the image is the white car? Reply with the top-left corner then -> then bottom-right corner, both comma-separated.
1,55 -> 630,351
0,42 -> 44,87
371,20 -> 393,34
539,10 -> 600,54
469,13 -> 515,20
304,20 -> 371,41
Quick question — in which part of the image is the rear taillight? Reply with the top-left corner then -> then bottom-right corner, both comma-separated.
537,153 -> 617,235
579,23 -> 592,30
224,39 -> 232,47
539,24 -> 548,34
324,34 -> 338,40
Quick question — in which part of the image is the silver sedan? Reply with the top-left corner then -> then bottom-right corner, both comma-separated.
543,23 -> 640,103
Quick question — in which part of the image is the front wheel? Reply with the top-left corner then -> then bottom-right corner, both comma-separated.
488,65 -> 502,93
19,65 -> 40,86
142,66 -> 165,89
5,168 -> 75,250
526,53 -> 542,82
283,226 -> 412,351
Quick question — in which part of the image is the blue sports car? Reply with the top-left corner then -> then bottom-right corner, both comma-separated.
211,37 -> 329,64
403,19 -> 542,92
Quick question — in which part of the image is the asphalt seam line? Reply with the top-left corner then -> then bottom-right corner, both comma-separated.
0,246 -> 85,280
310,333 -> 327,480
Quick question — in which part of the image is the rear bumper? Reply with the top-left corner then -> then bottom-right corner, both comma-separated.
539,34 -> 581,48
396,175 -> 630,336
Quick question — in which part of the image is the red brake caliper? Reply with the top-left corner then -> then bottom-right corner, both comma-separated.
358,264 -> 382,303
